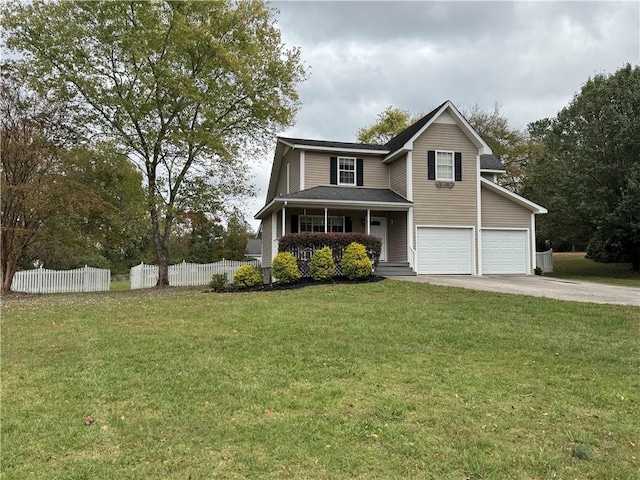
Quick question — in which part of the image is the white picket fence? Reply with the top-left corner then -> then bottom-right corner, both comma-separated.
536,249 -> 553,273
130,259 -> 261,289
12,265 -> 111,294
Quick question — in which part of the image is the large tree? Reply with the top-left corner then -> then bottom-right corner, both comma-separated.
3,0 -> 306,285
523,64 -> 640,270
0,62 -> 76,292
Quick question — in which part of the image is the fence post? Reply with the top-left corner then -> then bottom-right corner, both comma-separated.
38,266 -> 44,294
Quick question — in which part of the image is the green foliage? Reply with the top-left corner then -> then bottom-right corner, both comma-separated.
278,233 -> 381,270
357,106 -> 422,145
233,265 -> 262,289
523,64 -> 640,271
3,0 -> 307,285
310,246 -> 335,281
272,252 -> 300,284
341,242 -> 373,280
209,273 -> 228,291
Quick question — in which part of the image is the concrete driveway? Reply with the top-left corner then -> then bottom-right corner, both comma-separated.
388,275 -> 640,306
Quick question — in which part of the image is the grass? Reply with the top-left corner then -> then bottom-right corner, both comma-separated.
2,281 -> 639,479
549,252 -> 640,287
109,280 -> 130,291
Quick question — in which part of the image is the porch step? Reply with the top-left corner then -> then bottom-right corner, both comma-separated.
374,262 -> 417,277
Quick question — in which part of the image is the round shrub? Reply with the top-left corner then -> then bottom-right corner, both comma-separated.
272,251 -> 301,284
233,265 -> 262,288
310,246 -> 335,281
341,242 -> 372,280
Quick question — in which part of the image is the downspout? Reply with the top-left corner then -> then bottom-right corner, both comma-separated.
476,154 -> 482,276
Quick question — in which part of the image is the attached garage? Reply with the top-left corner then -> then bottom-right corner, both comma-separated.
417,227 -> 474,274
481,229 -> 529,274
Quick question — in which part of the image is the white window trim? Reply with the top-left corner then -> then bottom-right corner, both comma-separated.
337,156 -> 356,186
435,150 -> 455,182
299,215 -> 345,233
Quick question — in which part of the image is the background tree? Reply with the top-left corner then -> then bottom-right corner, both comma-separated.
0,62 -> 77,292
4,0 -> 307,286
357,102 -> 535,192
462,103 -> 538,193
220,209 -> 255,261
356,106 -> 422,144
523,64 -> 640,271
24,144 -> 149,273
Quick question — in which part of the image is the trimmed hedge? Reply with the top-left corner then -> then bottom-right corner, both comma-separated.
233,265 -> 262,288
272,251 -> 301,284
310,246 -> 335,281
278,233 -> 381,277
341,242 -> 373,280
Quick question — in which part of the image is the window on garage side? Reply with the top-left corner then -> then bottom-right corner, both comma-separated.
436,151 -> 454,181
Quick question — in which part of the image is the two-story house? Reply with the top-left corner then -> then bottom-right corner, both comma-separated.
255,100 -> 547,275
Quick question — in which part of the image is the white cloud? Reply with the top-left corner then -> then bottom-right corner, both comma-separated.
245,1 -> 639,228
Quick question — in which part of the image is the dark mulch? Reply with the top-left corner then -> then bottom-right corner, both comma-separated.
204,275 -> 385,294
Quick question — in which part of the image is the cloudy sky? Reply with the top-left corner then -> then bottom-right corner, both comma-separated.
245,0 -> 639,227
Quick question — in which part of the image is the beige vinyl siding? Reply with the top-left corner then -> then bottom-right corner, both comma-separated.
304,152 -> 388,189
290,152 -> 300,193
412,123 -> 478,226
262,217 -> 272,267
481,186 -> 534,272
275,149 -> 298,197
387,211 -> 407,262
481,187 -> 531,228
412,122 -> 479,272
389,155 -> 407,198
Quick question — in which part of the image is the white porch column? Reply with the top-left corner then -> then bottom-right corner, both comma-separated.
271,211 -> 278,264
407,207 -> 414,265
324,207 -> 328,233
366,209 -> 371,235
282,205 -> 286,237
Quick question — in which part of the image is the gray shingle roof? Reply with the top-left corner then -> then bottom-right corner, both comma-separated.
480,154 -> 505,171
279,137 -> 388,152
277,186 -> 411,204
244,238 -> 262,256
384,100 -> 448,153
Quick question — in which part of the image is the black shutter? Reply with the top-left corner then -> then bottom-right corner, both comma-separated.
454,152 -> 462,181
427,150 -> 435,180
291,215 -> 298,233
356,158 -> 364,186
330,156 -> 337,184
345,216 -> 352,232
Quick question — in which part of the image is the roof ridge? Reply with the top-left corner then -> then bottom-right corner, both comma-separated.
383,100 -> 449,153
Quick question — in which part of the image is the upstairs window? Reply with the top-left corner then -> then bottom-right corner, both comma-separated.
338,157 -> 355,185
436,151 -> 454,181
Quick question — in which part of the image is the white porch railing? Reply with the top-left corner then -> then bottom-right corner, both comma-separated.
12,266 -> 111,294
536,249 -> 553,273
408,246 -> 416,271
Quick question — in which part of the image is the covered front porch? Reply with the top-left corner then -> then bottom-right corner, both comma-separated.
255,186 -> 414,271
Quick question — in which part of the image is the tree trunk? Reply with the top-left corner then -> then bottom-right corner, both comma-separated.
1,257 -> 18,294
148,188 -> 170,287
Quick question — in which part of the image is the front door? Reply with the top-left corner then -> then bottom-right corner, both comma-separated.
370,217 -> 387,261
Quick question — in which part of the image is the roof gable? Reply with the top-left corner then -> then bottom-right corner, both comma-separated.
384,100 -> 493,160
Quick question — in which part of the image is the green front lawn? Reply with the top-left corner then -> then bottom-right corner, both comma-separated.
2,282 -> 639,479
549,252 -> 640,287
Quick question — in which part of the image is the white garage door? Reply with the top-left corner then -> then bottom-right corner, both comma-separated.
482,229 -> 528,274
417,227 -> 473,274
